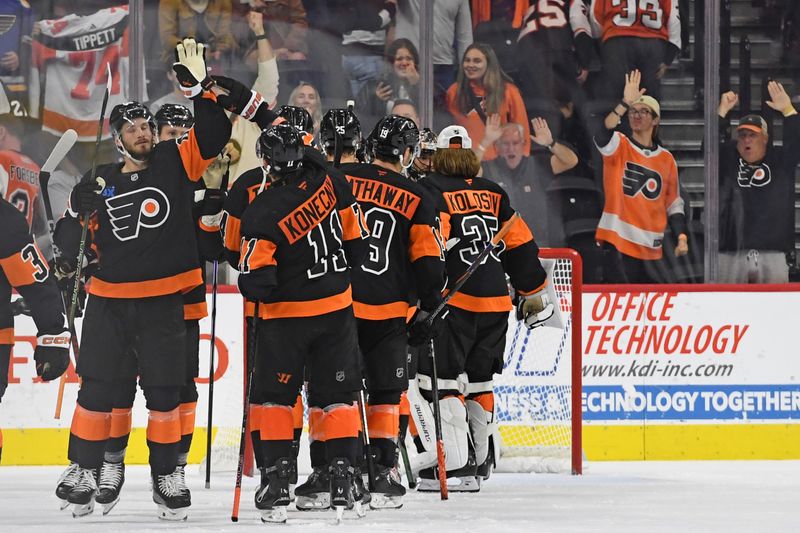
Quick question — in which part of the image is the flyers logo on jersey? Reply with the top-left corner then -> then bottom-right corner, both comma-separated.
737,160 -> 771,187
106,187 -> 171,241
622,162 -> 662,200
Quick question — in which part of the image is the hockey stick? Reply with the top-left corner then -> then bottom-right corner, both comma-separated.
231,302 -> 259,522
398,435 -> 416,489
427,337 -> 448,500
32,129 -> 80,419
205,259 -> 218,489
54,67 -> 112,419
356,388 -> 377,491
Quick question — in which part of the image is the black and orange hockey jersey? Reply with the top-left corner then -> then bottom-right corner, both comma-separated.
579,0 -> 681,48
238,161 -> 369,319
595,131 -> 684,260
54,94 -> 231,299
1,149 -> 41,227
421,173 -> 547,313
1,199 -> 67,345
340,162 -> 445,319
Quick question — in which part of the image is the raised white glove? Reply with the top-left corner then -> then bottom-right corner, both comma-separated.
172,38 -> 212,99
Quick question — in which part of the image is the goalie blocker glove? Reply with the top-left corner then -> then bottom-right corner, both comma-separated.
516,289 -> 554,329
172,38 -> 213,99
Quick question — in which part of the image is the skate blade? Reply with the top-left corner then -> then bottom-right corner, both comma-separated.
58,498 -> 71,511
415,478 -> 442,492
448,476 -> 481,492
260,506 -> 288,523
71,500 -> 95,518
157,504 -> 188,521
369,494 -> 403,509
100,496 -> 120,515
335,505 -> 344,524
295,494 -> 330,511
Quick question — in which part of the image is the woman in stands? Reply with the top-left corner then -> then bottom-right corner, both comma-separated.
356,38 -> 421,122
288,81 -> 322,135
445,42 -> 530,161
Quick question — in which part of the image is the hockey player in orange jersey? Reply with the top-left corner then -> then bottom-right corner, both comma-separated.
595,70 -> 688,283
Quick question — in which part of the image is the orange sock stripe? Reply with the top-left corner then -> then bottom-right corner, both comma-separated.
471,392 -> 494,413
71,405 -> 111,442
308,407 -> 325,442
399,391 -> 410,416
292,394 -> 304,430
179,402 -> 197,436
109,408 -> 132,439
249,403 -> 264,431
367,404 -> 400,441
409,415 -> 418,437
259,404 -> 294,441
146,408 -> 181,444
323,403 -> 360,441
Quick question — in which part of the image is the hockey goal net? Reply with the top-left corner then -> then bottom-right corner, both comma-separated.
493,248 -> 582,474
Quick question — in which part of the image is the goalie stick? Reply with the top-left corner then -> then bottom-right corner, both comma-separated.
29,129 -> 80,419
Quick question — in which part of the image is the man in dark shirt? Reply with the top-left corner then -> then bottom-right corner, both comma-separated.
481,119 -> 578,247
717,81 -> 800,283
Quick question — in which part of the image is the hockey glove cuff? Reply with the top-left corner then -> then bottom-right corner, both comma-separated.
173,38 -> 213,99
10,297 -> 31,317
72,177 -> 105,214
516,289 -> 554,330
407,307 -> 448,347
212,75 -> 278,128
34,331 -> 71,381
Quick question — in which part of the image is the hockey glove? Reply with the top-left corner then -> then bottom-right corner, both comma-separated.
515,289 -> 554,330
72,177 -> 105,214
212,75 -> 276,128
407,307 -> 449,347
34,331 -> 71,381
10,297 -> 31,317
173,38 -> 213,99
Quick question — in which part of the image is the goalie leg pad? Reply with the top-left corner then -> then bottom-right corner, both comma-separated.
439,396 -> 471,472
466,397 -> 494,468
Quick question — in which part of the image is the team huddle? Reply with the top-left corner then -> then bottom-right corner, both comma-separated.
0,38 -> 555,523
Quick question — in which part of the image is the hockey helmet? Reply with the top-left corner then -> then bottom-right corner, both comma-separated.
154,103 -> 194,131
367,115 -> 419,159
276,105 -> 314,134
256,124 -> 305,175
419,128 -> 438,156
319,108 -> 362,152
110,102 -> 156,137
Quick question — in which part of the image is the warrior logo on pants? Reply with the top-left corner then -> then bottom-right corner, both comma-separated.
106,187 -> 171,241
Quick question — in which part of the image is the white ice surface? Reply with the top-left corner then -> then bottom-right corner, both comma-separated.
0,461 -> 796,532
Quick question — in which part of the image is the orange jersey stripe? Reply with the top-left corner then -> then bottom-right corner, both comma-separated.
338,204 -> 369,242
503,216 -> 534,250
408,223 -> 443,262
0,327 -> 13,345
177,121 -> 218,182
0,242 -> 50,288
258,287 -> 353,319
183,301 -> 208,321
147,408 -> 181,444
448,292 -> 512,313
366,404 -> 400,441
224,214 -> 242,253
88,268 -> 203,299
70,405 -> 111,442
259,404 -> 294,441
353,300 -> 410,320
241,238 -> 277,271
179,402 -> 197,437
109,408 -> 132,439
324,403 -> 360,441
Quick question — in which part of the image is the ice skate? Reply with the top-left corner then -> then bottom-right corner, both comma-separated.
294,466 -> 330,511
152,470 -> 190,521
67,467 -> 98,518
56,463 -> 81,510
95,460 -> 125,515
353,466 -> 371,507
369,465 -> 405,509
255,457 -> 292,523
330,457 -> 365,521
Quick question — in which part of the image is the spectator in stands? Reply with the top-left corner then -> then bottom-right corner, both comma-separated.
514,1 -> 594,138
391,99 -> 420,128
341,2 -> 396,99
356,39 -> 420,127
717,82 -> 800,283
158,0 -> 237,67
446,43 -> 530,161
237,0 -> 308,62
595,70 -> 688,283
0,0 -> 34,102
288,81 -> 322,134
394,0 -> 472,95
482,119 -> 578,247
577,0 -> 681,102
470,0 -> 527,79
